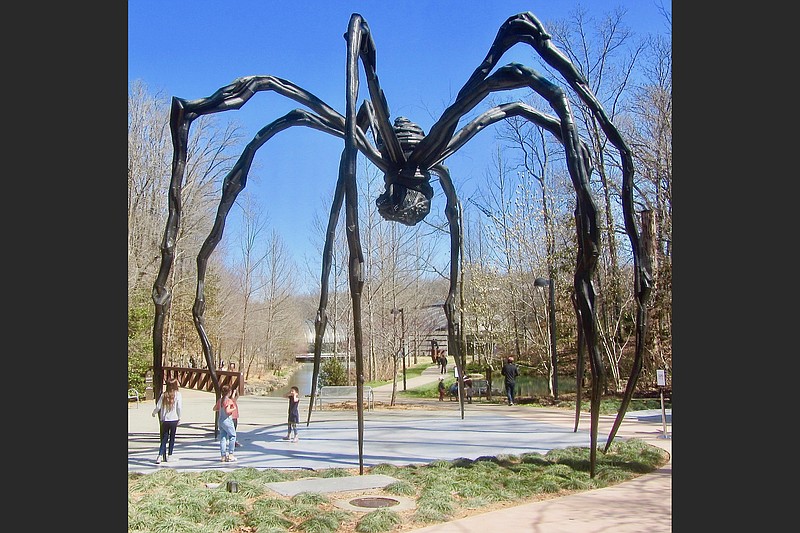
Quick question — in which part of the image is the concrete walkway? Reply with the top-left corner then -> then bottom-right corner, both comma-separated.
128,364 -> 671,531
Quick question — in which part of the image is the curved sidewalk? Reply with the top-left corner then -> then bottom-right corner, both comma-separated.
128,365 -> 671,531
375,366 -> 672,532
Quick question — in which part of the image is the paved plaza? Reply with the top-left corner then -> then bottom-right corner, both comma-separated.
128,390 -> 610,472
128,366 -> 672,531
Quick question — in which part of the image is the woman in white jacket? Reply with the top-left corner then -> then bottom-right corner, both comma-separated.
151,378 -> 182,464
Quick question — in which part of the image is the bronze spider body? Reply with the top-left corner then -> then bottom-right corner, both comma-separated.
152,12 -> 652,477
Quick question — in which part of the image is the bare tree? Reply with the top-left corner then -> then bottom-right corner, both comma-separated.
252,228 -> 299,377
308,180 -> 355,380
128,80 -> 172,299
456,5 -> 671,396
468,144 -> 561,385
548,6 -> 650,392
128,80 -> 244,367
229,191 -> 271,372
460,205 -> 502,339
628,24 -> 672,382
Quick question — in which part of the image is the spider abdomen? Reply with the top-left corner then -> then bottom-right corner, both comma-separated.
375,117 -> 434,226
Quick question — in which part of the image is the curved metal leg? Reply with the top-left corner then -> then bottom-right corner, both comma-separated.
433,164 -> 466,418
153,76 -> 353,401
344,13 -> 368,474
191,111 -> 346,396
459,9 -> 653,457
307,161 -> 346,424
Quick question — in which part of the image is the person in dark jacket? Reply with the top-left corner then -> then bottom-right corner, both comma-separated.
282,386 -> 301,442
500,356 -> 519,405
438,350 -> 448,374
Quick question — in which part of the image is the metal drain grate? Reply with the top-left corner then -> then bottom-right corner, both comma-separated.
349,497 -> 400,509
334,494 -> 415,513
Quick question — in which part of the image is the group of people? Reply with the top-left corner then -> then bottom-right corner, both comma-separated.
150,354 -> 522,464
429,341 -> 448,374
217,360 -> 238,371
438,376 -> 475,403
151,376 -> 301,465
166,356 -> 247,369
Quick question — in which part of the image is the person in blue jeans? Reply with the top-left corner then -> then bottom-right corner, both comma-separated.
501,356 -> 519,405
213,384 -> 238,462
152,378 -> 182,464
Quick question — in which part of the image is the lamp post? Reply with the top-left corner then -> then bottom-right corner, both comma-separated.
390,307 -> 406,391
534,277 -> 558,399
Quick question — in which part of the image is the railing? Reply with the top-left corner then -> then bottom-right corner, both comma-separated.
162,366 -> 244,395
314,385 -> 374,410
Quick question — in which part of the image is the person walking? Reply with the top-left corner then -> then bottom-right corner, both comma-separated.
151,377 -> 182,464
213,384 -> 238,462
282,386 -> 301,442
437,378 -> 446,401
501,356 -> 520,405
464,377 -> 474,404
438,350 -> 448,374
231,386 -> 243,447
226,362 -> 242,446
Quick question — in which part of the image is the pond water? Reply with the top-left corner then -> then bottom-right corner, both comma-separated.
512,374 -> 575,397
265,362 -> 316,397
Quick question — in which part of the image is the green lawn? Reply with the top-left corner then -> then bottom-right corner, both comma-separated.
130,362 -> 669,532
128,438 -> 668,532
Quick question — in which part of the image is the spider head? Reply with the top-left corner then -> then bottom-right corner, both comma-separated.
375,117 -> 434,226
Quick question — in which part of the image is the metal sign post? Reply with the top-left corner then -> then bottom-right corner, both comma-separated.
656,369 -> 670,439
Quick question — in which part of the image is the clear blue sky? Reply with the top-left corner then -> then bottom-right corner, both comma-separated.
129,0 -> 671,283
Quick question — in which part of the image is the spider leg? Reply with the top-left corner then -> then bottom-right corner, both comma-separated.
432,102 -> 592,167
306,156 -> 346,425
317,14 -> 416,474
412,62 -> 603,475
306,100 -> 386,426
353,99 -> 389,171
343,13 -> 371,475
348,14 -> 405,169
191,110 -> 346,397
571,292 -> 586,432
153,75 -> 381,402
410,64 -> 574,167
153,76 -> 351,400
431,163 -> 468,419
433,102 -> 596,436
459,10 -> 652,454
183,75 -> 346,127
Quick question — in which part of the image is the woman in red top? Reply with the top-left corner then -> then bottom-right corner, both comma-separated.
213,384 -> 238,462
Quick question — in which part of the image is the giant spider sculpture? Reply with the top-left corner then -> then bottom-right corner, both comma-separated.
151,12 -> 652,477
